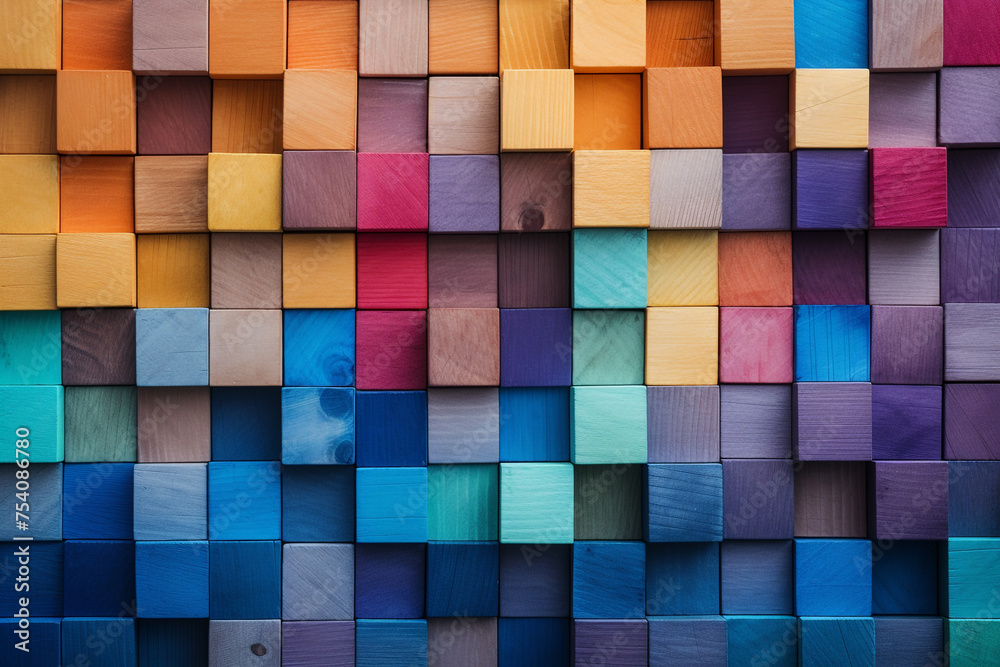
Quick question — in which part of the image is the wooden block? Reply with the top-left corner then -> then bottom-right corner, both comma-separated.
501,309 -> 572,387
0,154 -> 58,233
572,309 -> 644,385
573,620 -> 646,666
427,542 -> 499,617
943,229 -> 1000,303
945,303 -> 1000,381
722,75 -> 789,154
133,463 -> 207,539
287,0 -> 358,70
284,621 -> 354,667
573,74 -> 641,151
499,153 -> 571,231
722,153 -> 791,230
428,235 -> 497,308
0,0 -> 60,71
868,230 -> 940,305
720,307 -> 793,384
282,464 -> 354,541
283,69 -> 357,151
570,0 -> 644,72
570,386 -> 646,464
573,464 -> 642,540
714,0 -> 794,72
870,461 -> 948,540
0,461 -> 58,538
945,538 -> 1000,618
428,308 -> 500,386
869,72 -> 938,147
0,309 -> 60,384
945,0 -> 1000,65
136,386 -> 211,461
648,617 -> 727,666
645,307 -> 718,385
718,231 -> 791,306
499,543 -> 570,616
354,543 -> 425,618
60,156 -> 133,234
428,618 -> 497,667
209,541 -> 281,620
55,233 -> 136,308
356,233 -> 425,309
950,461 -> 1000,535
650,149 -> 723,229
428,77 -> 499,154
876,617 -> 944,667
499,387 -> 570,463
209,620 -> 281,667
208,153 -> 282,231
647,385 -> 720,463
794,0 -> 867,68
283,151 -> 356,230
64,386 -> 136,462
427,388 -> 499,462
136,234 -> 209,308
726,616 -> 798,667
0,386 -> 62,461
573,229 -> 647,308
355,310 -> 427,390
793,149 -> 869,229
209,0 -> 284,77
644,67 -> 722,149
211,387 -> 280,461
873,384 -> 942,460
871,147 -> 948,228
499,462 -> 574,543
789,69 -> 869,149
499,0 -> 569,71
721,540 -> 794,614
281,387 -> 355,464
208,461 -> 280,539
281,543 -> 354,620
647,230 -> 717,305
500,69 -> 574,151
793,461 -> 867,537
62,618 -> 135,665
948,149 -> 1000,228
720,385 -> 791,459
134,156 -> 209,233
428,0 -> 498,74
357,78 -> 427,153
947,620 -> 1000,667
501,619 -> 571,665
357,153 -> 429,230
572,151 -> 649,227
428,464 -> 498,539
210,309 -> 283,386
133,0 -> 208,74
61,308 -> 135,385
793,231 -> 867,305
871,306 -> 943,384
356,467 -> 428,542
572,541 -> 644,618
873,540 -> 938,613
356,620 -> 427,667
794,538 -> 871,616
136,308 -> 208,386
799,618 -> 875,667
946,384 -> 1000,460
284,309 -> 354,388
0,74 -> 55,153
211,80 -> 283,153
359,0 -> 427,77
793,382 -> 873,460
0,541 -> 60,615
646,0 -> 714,68
136,541 -> 209,617
62,0 -> 131,70
722,459 -> 794,539
646,543 -> 718,614
429,156 -> 500,232
645,464 -> 722,541
939,67 -> 1000,146
498,232 -> 570,307
794,305 -> 870,382
211,233 -> 281,309
63,540 -> 135,616
871,0 -> 943,70
56,70 -> 135,154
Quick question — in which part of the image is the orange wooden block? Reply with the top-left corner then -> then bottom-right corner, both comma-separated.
0,74 -> 56,153
718,231 -> 793,306
714,0 -> 795,74
644,67 -> 722,149
136,233 -> 210,308
282,69 -> 358,151
646,1 -> 714,67
62,0 -> 132,70
429,0 -> 499,74
499,0 -> 570,71
209,0 -> 285,78
56,70 -> 136,155
287,0 -> 358,70
574,74 -> 641,150
211,80 -> 283,154
60,157 -> 134,233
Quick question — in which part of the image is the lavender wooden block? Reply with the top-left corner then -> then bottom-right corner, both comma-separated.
720,385 -> 792,459
573,620 -> 647,666
872,385 -> 942,460
869,461 -> 949,540
500,309 -> 571,387
949,461 -> 1000,536
722,153 -> 792,230
429,155 -> 500,233
648,617 -> 727,667
793,231 -> 867,305
282,621 -> 354,667
357,79 -> 428,153
722,459 -> 795,539
942,229 -> 1000,302
945,303 -> 1000,381
871,306 -> 943,384
720,540 -> 794,614
868,73 -> 938,147
499,543 -> 570,617
793,150 -> 870,229
282,151 -> 356,230
722,76 -> 789,154
867,230 -> 941,305
939,67 -> 1000,147
793,382 -> 873,460
948,149 -> 1000,228
647,386 -> 720,463
427,388 -> 499,463
945,383 -> 1000,459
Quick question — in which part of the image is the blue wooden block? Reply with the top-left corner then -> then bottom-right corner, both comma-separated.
498,618 -> 570,667
793,150 -> 870,230
0,541 -> 62,617
721,540 -> 794,615
795,539 -> 872,616
210,541 -> 281,620
875,617 -> 944,667
500,308 -> 572,386
0,462 -> 61,540
356,467 -> 427,543
0,385 -> 63,462
950,462 -> 1000,537
646,543 -> 719,615
794,0 -> 868,68
282,543 -> 354,621
135,308 -> 209,386
355,544 -> 425,619
283,309 -> 355,387
282,465 -> 355,542
0,311 -> 62,384
62,463 -> 133,539
799,617 -> 875,667
794,305 -> 870,381
944,538 -> 1000,619
648,616 -> 726,667
570,385 -> 647,464
62,617 -> 136,667
133,463 -> 207,540
725,615 -> 799,667
645,463 -> 723,542
426,541 -> 499,617
208,461 -> 281,540
0,617 -> 60,666
209,619 -> 281,666
211,387 -> 281,460
499,543 -> 571,617
136,541 -> 209,618
572,229 -> 647,308
356,619 -> 427,667
356,391 -> 427,466
572,541 -> 645,619
282,387 -> 356,464
573,619 -> 647,665
63,540 -> 135,617
499,387 -> 570,462
137,619 -> 209,667
872,540 -> 937,615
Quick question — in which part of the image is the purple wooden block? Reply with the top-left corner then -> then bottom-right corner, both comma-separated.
354,544 -> 425,619
499,543 -> 570,617
939,67 -> 1000,147
945,384 -> 1000,459
720,540 -> 794,614
648,617 -> 727,667
647,386 -> 720,462
872,385 -> 943,460
792,231 -> 867,305
868,461 -> 948,540
793,383 -> 873,460
573,620 -> 647,666
868,73 -> 938,148
948,149 -> 1000,228
282,621 -> 355,667
722,75 -> 789,154
282,151 -> 357,230
722,153 -> 792,230
429,155 -> 500,233
870,306 -> 943,384
720,385 -> 792,459
62,309 -> 136,385
500,308 -> 572,387
721,459 -> 795,539
357,78 -> 428,153
136,76 -> 212,155
793,150 -> 869,230
942,229 -> 1000,302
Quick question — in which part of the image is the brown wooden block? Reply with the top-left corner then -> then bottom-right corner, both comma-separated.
136,76 -> 212,155
62,0 -> 132,70
715,0 -> 795,74
56,233 -> 136,308
283,69 -> 358,151
428,76 -> 499,154
0,74 -> 56,153
287,0 -> 358,70
211,233 -> 282,309
0,154 -> 59,233
137,386 -> 211,462
428,235 -> 499,308
498,232 -> 571,308
574,74 -> 642,151
60,157 -> 134,233
56,70 -> 136,155
0,235 -> 56,311
794,461 -> 867,537
209,309 -> 283,386
133,0 -> 209,74
500,153 -> 572,231
136,234 -> 211,308
428,308 -> 501,386
646,1 -> 714,68
209,0 -> 285,78
62,308 -> 136,385
359,0 -> 428,77
499,0 -> 570,71
134,156 -> 208,233
0,0 -> 61,72
282,233 -> 356,308
718,231 -> 792,306
282,151 -> 357,230
211,80 -> 283,154
644,67 -> 723,149
871,0 -> 944,71
429,0 -> 499,74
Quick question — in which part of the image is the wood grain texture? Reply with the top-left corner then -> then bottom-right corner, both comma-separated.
792,149 -> 869,229
0,154 -> 58,233
570,0 -> 644,72
726,616 -> 799,667
61,308 -> 136,385
63,618 -> 136,666
648,617 -> 726,666
357,78 -> 427,153
722,153 -> 791,230
282,465 -> 355,541
499,152 -> 572,231
135,308 -> 209,386
210,386 -> 281,461
359,0 -> 427,77
573,464 -> 641,540
789,68 -> 869,149
136,233 -> 209,308
718,231 -> 791,306
60,156 -> 134,233
499,0 -> 569,71
573,541 -> 645,618
793,231 -> 867,305
872,384 -> 942,460
945,539 -> 1000,619
427,388 -> 499,462
646,1 -> 714,68
722,459 -> 794,539
427,541 -> 499,616
56,233 -> 136,308
645,464 -> 723,541
0,386 -> 62,462
429,0 -> 498,74
574,73 -> 641,151
284,69 -> 357,150
573,229 -> 647,308
949,461 -> 1000,535
945,303 -> 1000,381
650,149 -> 722,229
281,387 -> 355,464
135,541 -> 209,618
939,67 -> 1000,146
427,464 -> 497,539
799,618 -> 874,667
720,384 -> 792,459
875,617 -> 944,667
428,618 -> 497,667
428,308 -> 500,387
356,467 -> 428,542
210,541 -> 281,619
499,543 -> 570,616
209,309 -> 283,386
720,307 -> 793,383
428,76 -> 499,154
287,0 -> 358,70
0,0 -> 61,72
211,79 -> 283,153
208,0 -> 284,77
500,308 -> 572,387
209,620 -> 280,667
137,386 -> 211,461
943,228 -> 1000,302
354,543 -> 425,617
573,150 -> 649,227
282,621 -> 355,667
574,620 -> 646,665
720,540 -> 794,614
498,232 -> 570,307
500,463 -> 574,543
64,386 -> 137,462
572,309 -> 644,386
715,0 -> 794,73
649,545 -> 720,615
794,0 -> 868,68
355,310 -> 427,390
356,620 -> 427,667
133,0 -> 208,74
870,461 -> 948,540
63,539 -> 135,615
283,150 -> 356,230
869,72 -> 938,147
282,543 -> 354,620
499,387 -> 570,462
427,235 -> 497,308
208,461 -> 281,539
645,306 -> 718,385
429,155 -> 500,232
500,69 -> 574,151
62,0 -> 131,70
133,463 -> 208,539
356,232 -> 425,308
56,70 -> 135,154
722,75 -> 788,153
871,0 -> 943,70
793,461 -> 866,537
62,462 -> 133,539
871,147 -> 948,228
647,230 -> 717,306
868,230 -> 940,305
0,74 -> 55,153
948,149 -> 1000,228
870,305 -> 943,384
644,67 -> 722,148
357,153 -> 428,230
945,383 -> 1000,460
211,233 -> 282,309
945,0 -> 1000,65
208,153 -> 282,231
570,386 -> 646,464
794,538 -> 871,616
134,156 -> 209,233
793,382 -> 873,460
794,305 -> 870,382
647,386 -> 720,463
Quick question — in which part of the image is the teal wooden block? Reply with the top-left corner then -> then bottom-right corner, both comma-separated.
356,467 -> 428,543
799,617 -> 875,667
794,0 -> 868,68
572,229 -> 647,308
726,615 -> 799,667
500,463 -> 574,544
64,386 -> 137,462
644,463 -> 723,542
570,386 -> 647,464
947,619 -> 1000,667
0,385 -> 63,462
427,464 -> 498,540
0,311 -> 61,384
945,538 -> 1000,619
572,310 -> 645,385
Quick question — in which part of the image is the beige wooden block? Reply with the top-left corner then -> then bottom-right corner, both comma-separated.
0,0 -> 61,71
870,0 -> 943,71
790,69 -> 870,149
211,233 -> 282,309
500,69 -> 574,151
359,0 -> 428,76
0,234 -> 56,310
571,0 -> 645,72
56,69 -> 136,154
647,230 -> 719,306
0,154 -> 58,233
499,0 -> 569,71
573,150 -> 650,227
429,0 -> 498,74
207,153 -> 282,232
209,309 -> 283,386
56,233 -> 136,307
646,306 -> 719,385
282,233 -> 356,308
715,0 -> 795,74
0,74 -> 56,153
428,76 -> 499,154
134,156 -> 208,233
650,149 -> 722,229
283,69 -> 357,150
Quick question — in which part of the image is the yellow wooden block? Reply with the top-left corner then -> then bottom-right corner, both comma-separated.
282,233 -> 356,308
573,150 -> 650,227
499,0 -> 569,71
571,0 -> 645,72
0,0 -> 61,71
647,230 -> 718,306
207,153 -> 282,232
790,69 -> 870,150
283,69 -> 357,150
645,306 -> 718,385
136,234 -> 210,308
500,69 -> 574,151
56,232 -> 136,308
0,234 -> 56,310
715,0 -> 795,74
0,154 -> 58,233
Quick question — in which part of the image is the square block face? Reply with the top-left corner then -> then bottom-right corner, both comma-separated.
500,153 -> 572,231
498,0 -> 570,71
284,309 -> 355,387
651,149 -> 723,229
722,460 -> 795,539
356,467 -> 428,543
60,156 -> 134,233
136,541 -> 209,618
133,0 -> 209,73
136,77 -> 212,154
871,147 -> 948,228
574,73 -> 642,151
62,309 -> 136,386
645,307 -> 719,386
356,233 -> 426,310
359,0 -> 428,77
287,0 -> 358,70
0,463 -> 59,539
283,69 -> 357,150
794,461 -> 867,538
63,463 -> 132,538
720,385 -> 791,459
429,156 -> 500,232
873,385 -> 942,460
871,306 -> 943,384
946,539 -> 1000,619
211,79 -> 283,154
137,387 -> 211,462
135,308 -> 209,386
429,0 -> 498,74
943,229 -> 1000,303
357,153 -> 429,231
56,70 -> 136,154
948,620 -> 1000,667
570,0 -> 644,72
209,0 -> 285,77
500,463 -> 574,543
646,464 -> 723,542
800,618 -> 875,666
948,150 -> 1000,228
573,151 -> 650,227
356,620 -> 428,667
136,234 -> 210,308
209,620 -> 281,665
499,233 -> 571,308
945,303 -> 1000,382
876,618 -> 944,667
283,151 -> 357,231
62,618 -> 134,665
871,462 -> 949,540
207,153 -> 282,231
950,461 -> 1000,536
716,0 -> 795,73
208,461 -> 281,540
0,311 -> 61,384
718,231 -> 791,306
0,74 -> 55,154
722,153 -> 791,231
646,0 -> 714,68
646,544 -> 719,616
868,229 -> 941,305
794,0 -> 868,68
428,76 -> 499,154
647,230 -> 718,306
573,542 -> 645,619
428,235 -> 497,308
0,235 -> 56,310
795,538 -> 871,616
357,78 -> 425,153
574,464 -> 643,540
945,0 -> 1000,66
570,386 -> 647,464
0,0 -> 61,71
211,233 -> 282,309
500,309 -> 572,387
56,233 -> 137,308
499,387 -> 570,463
500,69 -> 574,151
355,311 -> 427,390
428,308 -> 500,386
572,310 -> 645,386
720,307 -> 793,384
722,75 -> 789,154
282,232 -> 356,309
65,386 -> 137,462
873,540 -> 938,614
499,543 -> 571,617
133,463 -> 208,540
281,387 -> 355,465
946,384 -> 1000,460
209,309 -> 283,386
793,383 -> 873,461
726,616 -> 798,667
282,465 -> 355,542
870,0 -> 944,70
134,156 -> 209,233
647,386 -> 720,463
64,540 -> 135,617
428,464 -> 498,540
721,541 -> 794,614
644,67 -> 723,148
357,392 -> 427,467
355,543 -> 426,619
790,69 -> 869,149
794,305 -> 870,382
210,541 -> 281,620
282,543 -> 354,620
428,388 -> 499,463
0,541 -> 61,616
427,542 -> 500,617
573,229 -> 647,308
792,150 -> 869,229
869,72 -> 938,148
0,155 -> 59,233
648,617 -> 726,667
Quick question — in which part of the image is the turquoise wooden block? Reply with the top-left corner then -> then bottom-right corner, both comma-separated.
570,386 -> 647,464
135,308 -> 209,386
794,0 -> 868,68
799,617 -> 875,667
136,541 -> 209,618
356,467 -> 428,543
283,309 -> 355,387
208,461 -> 281,540
62,617 -> 135,667
572,229 -> 647,308
282,387 -> 355,464
794,305 -> 870,381
64,386 -> 137,462
572,541 -> 645,619
427,464 -> 498,540
726,615 -> 799,667
644,463 -> 723,542
572,309 -> 645,385
356,619 -> 427,667
134,463 -> 207,540
209,541 -> 281,620
0,462 -> 61,540
947,619 -> 1000,667
795,539 -> 871,616
499,463 -> 574,544
0,385 -> 63,462
498,387 -> 570,462
945,538 -> 1000,619
0,311 -> 61,384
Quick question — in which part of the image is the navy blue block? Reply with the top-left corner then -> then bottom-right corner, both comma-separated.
355,619 -> 427,667
646,542 -> 719,615
795,539 -> 871,616
282,465 -> 355,542
499,387 -> 570,462
726,615 -> 798,667
872,540 -> 937,614
356,391 -> 427,466
0,541 -> 62,617
499,543 -> 571,617
283,309 -> 355,387
573,541 -> 645,619
950,461 -> 1000,537
875,617 -> 944,667
137,619 -> 209,667
0,617 -> 59,666
63,540 -> 135,617
62,617 -> 136,667
799,617 -> 875,667
208,461 -> 281,540
355,544 -> 426,619
282,386 -> 356,465
721,540 -> 794,615
648,616 -> 727,667
62,463 -> 134,539
426,541 -> 499,618
500,308 -> 572,387
210,387 -> 281,461
209,541 -> 281,620
499,618 -> 570,667
136,541 -> 209,618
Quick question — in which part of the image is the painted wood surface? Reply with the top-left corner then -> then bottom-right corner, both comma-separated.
282,621 -> 355,667
570,386 -> 646,464
0,74 -> 56,153
869,72 -> 938,147
872,540 -> 939,614
648,617 -> 726,667
427,541 -> 499,617
574,151 -> 650,228
722,459 -> 794,539
794,461 -> 867,537
645,463 -> 723,541
943,228 -> 1000,302
428,617 -> 497,667
0,0 -> 61,71
645,306 -> 718,385
647,385 -> 720,463
135,308 -> 209,386
0,462 -> 59,538
209,309 -> 283,386
572,309 -> 644,386
949,461 -> 1000,536
356,620 -> 427,667
718,231 -> 790,306
211,387 -> 281,461
871,147 -> 948,228
282,465 -> 355,542
133,0 -> 208,73
61,308 -> 136,386
209,541 -> 281,620
356,391 -> 426,466
500,69 -> 574,151
283,309 -> 354,387
945,303 -> 1000,381
721,540 -> 794,614
283,69 -> 357,151
0,155 -> 58,233
287,0 -> 358,70
356,467 -> 428,543
498,0 -> 569,71
499,153 -> 572,231
644,67 -> 722,148
211,80 -> 283,154
357,78 -> 427,153
647,543 -> 719,614
872,384 -> 942,460
647,230 -> 717,306
574,620 -> 647,666
793,382 -> 873,460
60,156 -> 135,233
799,618 -> 875,667
207,153 -> 282,232
948,149 -> 1000,228
427,308 -> 500,386
870,0 -> 943,70
498,232 -> 570,307
209,620 -> 281,667
939,67 -> 1000,146
355,310 -> 427,391
722,75 -> 788,153
283,150 -> 356,230
722,153 -> 791,230
281,386 -> 355,464
793,149 -> 868,229
136,387 -> 211,462
870,461 -> 948,540
0,310 -> 61,384
875,617 -> 944,667
651,149 -> 722,229
428,77 -> 499,154
359,0 -> 428,77
0,386 -> 62,462
720,307 -> 794,383
720,384 -> 792,459
944,0 -> 1000,65
574,73 -> 642,150
794,538 -> 871,616
64,386 -> 136,462
789,69 -> 869,149
499,463 -> 574,543
136,234 -> 209,308
498,387 -> 570,462
283,232 -> 356,308
572,541 -> 645,618
427,464 -> 497,540
573,229 -> 647,308
574,464 -> 642,540
135,541 -> 209,618
56,233 -> 136,308
133,463 -> 208,540
134,156 -> 209,233
870,305 -> 943,384
211,233 -> 282,309
498,543 -> 570,616
794,0 -> 868,68
208,0 -> 285,77
357,153 -> 429,231
63,618 -> 136,667
646,1 -> 714,68
207,461 -> 281,539
355,544 -> 425,617
793,231 -> 867,305
428,235 -> 497,307
64,540 -> 135,616
428,156 -> 500,232
62,0 -> 131,70
868,229 -> 941,305
715,0 -> 795,73
500,308 -> 571,387
56,70 -> 135,154
945,383 -> 1000,459
429,0 -> 498,74
427,388 -> 499,463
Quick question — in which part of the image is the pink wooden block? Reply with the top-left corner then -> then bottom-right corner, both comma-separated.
720,307 -> 793,384
871,148 -> 948,228
357,153 -> 429,231
356,233 -> 428,310
355,310 -> 427,391
944,0 -> 1000,66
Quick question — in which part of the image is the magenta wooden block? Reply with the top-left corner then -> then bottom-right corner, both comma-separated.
282,621 -> 354,667
136,76 -> 212,155
573,620 -> 647,666
942,229 -> 1000,303
500,309 -> 572,387
793,150 -> 869,230
722,75 -> 789,154
719,307 -> 793,384
945,383 -> 1000,459
282,151 -> 356,230
869,461 -> 948,540
357,79 -> 428,153
868,73 -> 938,148
870,306 -> 943,385
870,148 -> 948,228
792,231 -> 867,305
872,385 -> 942,460
944,0 -> 1000,66
722,459 -> 795,539
939,67 -> 1000,147
355,311 -> 427,391
722,153 -> 791,230
793,382 -> 873,460
357,153 -> 429,231
948,149 -> 1000,228
429,155 -> 500,233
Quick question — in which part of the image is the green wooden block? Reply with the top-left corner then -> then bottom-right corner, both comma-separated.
945,538 -> 1000,619
574,464 -> 642,540
572,229 -> 647,308
428,463 -> 498,541
65,386 -> 137,462
570,386 -> 647,464
948,620 -> 1000,667
0,385 -> 63,462
0,311 -> 61,385
500,463 -> 574,544
572,310 -> 645,385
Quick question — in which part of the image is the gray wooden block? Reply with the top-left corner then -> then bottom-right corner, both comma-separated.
650,149 -> 722,229
133,463 -> 208,540
427,617 -> 497,667
428,388 -> 499,463
945,303 -> 1000,381
0,463 -> 61,540
868,230 -> 940,305
720,385 -> 792,459
793,383 -> 873,460
794,461 -> 867,537
209,620 -> 281,667
282,543 -> 354,621
647,386 -> 720,462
